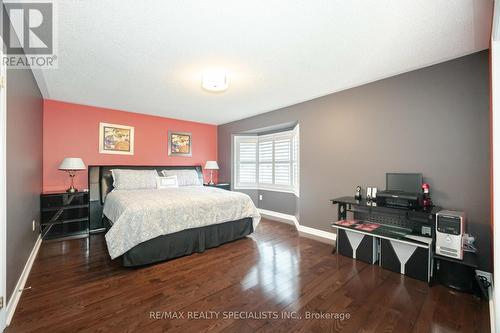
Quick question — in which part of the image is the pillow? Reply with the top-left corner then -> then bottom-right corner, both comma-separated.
157,175 -> 179,189
161,169 -> 202,186
111,169 -> 158,190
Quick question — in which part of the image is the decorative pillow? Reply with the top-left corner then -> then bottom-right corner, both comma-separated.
161,169 -> 202,186
111,169 -> 158,190
157,175 -> 179,189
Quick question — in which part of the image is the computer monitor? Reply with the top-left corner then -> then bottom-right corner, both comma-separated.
386,173 -> 422,193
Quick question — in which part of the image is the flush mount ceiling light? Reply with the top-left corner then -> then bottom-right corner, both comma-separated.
201,68 -> 229,92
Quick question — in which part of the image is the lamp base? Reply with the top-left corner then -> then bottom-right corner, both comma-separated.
66,171 -> 78,193
208,170 -> 215,186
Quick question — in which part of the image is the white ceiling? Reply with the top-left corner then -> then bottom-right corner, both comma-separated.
34,0 -> 493,125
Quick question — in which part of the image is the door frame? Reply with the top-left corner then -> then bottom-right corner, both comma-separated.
0,36 -> 7,332
492,2 -> 500,333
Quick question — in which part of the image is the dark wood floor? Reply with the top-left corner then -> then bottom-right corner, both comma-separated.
7,219 -> 489,333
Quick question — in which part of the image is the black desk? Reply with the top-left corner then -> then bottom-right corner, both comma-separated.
331,196 -> 440,237
330,196 -> 440,282
332,221 -> 432,247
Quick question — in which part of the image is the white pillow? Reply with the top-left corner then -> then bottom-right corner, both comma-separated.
161,169 -> 202,186
157,175 -> 179,189
111,169 -> 158,190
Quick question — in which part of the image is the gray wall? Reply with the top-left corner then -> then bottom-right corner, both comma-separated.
6,64 -> 43,302
258,190 -> 297,216
231,189 -> 297,216
219,51 -> 491,270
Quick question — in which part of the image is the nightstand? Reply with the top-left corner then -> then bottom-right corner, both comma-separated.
40,191 -> 90,240
204,183 -> 231,191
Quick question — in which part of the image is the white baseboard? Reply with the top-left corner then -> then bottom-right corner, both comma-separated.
489,284 -> 495,333
297,225 -> 336,245
257,208 -> 336,244
6,235 -> 42,326
258,208 -> 300,229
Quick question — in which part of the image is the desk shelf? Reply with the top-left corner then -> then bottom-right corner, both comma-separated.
331,221 -> 431,248
331,197 -> 439,283
332,222 -> 432,282
331,196 -> 440,215
331,196 -> 438,239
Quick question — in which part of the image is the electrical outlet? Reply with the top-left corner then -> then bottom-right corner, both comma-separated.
32,219 -> 36,231
476,270 -> 493,285
259,194 -> 263,201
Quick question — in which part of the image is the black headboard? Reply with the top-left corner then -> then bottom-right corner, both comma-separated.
88,165 -> 203,230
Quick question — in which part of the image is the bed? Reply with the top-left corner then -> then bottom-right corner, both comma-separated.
88,165 -> 260,266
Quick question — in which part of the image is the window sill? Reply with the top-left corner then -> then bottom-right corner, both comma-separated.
234,186 -> 300,197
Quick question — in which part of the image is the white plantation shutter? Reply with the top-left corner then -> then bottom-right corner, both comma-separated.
258,163 -> 272,184
239,164 -> 256,183
258,139 -> 273,184
292,125 -> 299,195
274,138 -> 291,161
235,137 -> 257,187
274,137 -> 291,186
274,164 -> 291,185
234,125 -> 299,195
259,140 -> 273,161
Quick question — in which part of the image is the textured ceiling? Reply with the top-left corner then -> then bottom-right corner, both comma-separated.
34,0 -> 493,125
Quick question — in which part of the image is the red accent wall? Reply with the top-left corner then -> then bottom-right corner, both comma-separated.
43,99 -> 217,192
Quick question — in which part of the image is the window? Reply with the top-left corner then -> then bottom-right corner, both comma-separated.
234,125 -> 299,195
234,136 -> 258,187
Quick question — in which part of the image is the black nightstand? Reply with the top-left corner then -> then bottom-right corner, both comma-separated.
40,191 -> 90,240
204,183 -> 231,191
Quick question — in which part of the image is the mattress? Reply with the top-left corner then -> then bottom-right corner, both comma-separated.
103,186 -> 260,259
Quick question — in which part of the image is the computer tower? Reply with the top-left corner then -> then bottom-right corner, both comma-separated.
436,210 -> 465,260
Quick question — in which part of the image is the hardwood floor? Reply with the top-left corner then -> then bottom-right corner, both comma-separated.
7,219 -> 489,333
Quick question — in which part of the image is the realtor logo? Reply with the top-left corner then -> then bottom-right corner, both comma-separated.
1,0 -> 57,68
3,2 -> 53,54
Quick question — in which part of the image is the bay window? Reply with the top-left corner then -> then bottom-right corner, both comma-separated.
234,125 -> 299,195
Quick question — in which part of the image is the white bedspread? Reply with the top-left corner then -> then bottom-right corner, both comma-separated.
103,186 -> 261,259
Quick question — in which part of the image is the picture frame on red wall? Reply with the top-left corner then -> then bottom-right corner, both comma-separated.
168,131 -> 192,157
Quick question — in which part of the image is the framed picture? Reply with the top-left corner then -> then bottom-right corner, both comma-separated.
99,122 -> 134,155
168,131 -> 192,156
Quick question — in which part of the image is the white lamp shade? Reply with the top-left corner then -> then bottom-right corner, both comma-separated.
204,161 -> 219,170
59,158 -> 86,170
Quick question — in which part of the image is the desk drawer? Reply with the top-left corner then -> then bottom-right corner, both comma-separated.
380,239 -> 430,282
337,229 -> 378,264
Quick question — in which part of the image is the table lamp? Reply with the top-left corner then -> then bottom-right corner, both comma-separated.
204,161 -> 219,185
58,158 -> 86,193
